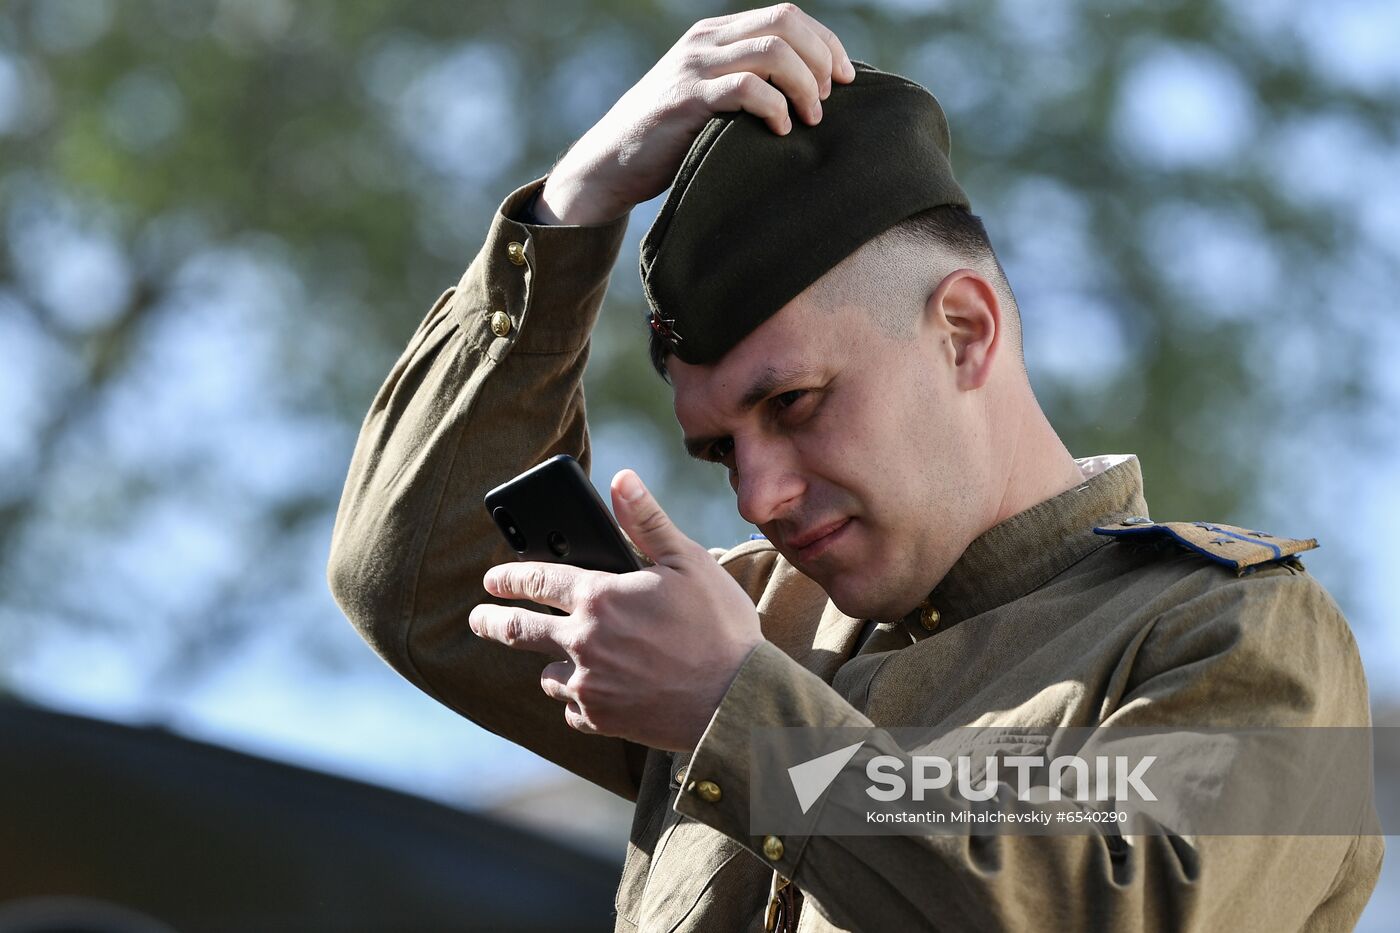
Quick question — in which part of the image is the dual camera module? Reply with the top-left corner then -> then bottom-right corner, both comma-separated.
491,507 -> 570,558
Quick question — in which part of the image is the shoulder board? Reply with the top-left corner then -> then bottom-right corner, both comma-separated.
1093,518 -> 1317,574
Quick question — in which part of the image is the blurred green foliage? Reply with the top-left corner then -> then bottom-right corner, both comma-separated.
1,0 -> 1397,689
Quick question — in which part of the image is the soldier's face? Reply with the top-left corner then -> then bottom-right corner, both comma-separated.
670,276 -> 999,621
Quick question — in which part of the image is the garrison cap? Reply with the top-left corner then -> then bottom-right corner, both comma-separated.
639,61 -> 971,367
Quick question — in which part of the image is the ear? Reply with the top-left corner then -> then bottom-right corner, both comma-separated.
924,269 -> 1001,391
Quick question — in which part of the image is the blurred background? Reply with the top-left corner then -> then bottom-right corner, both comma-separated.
1,0 -> 1396,929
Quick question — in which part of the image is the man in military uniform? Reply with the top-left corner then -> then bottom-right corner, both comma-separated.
328,4 -> 1381,930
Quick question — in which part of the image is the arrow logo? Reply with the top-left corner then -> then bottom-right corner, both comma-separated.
787,741 -> 865,814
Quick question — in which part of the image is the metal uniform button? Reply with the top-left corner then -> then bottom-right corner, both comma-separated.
506,241 -> 526,265
762,835 -> 785,861
695,780 -> 722,803
919,603 -> 941,632
673,766 -> 687,787
490,311 -> 513,337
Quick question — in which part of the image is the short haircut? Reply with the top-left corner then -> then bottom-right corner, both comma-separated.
647,205 -> 1019,381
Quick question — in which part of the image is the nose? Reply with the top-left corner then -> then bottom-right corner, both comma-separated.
733,441 -> 804,527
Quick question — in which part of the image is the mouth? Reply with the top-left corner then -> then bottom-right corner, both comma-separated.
788,518 -> 853,563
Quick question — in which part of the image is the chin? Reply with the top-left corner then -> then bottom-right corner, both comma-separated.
822,573 -> 913,624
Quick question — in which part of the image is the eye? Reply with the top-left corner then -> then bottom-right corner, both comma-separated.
773,389 -> 807,410
708,436 -> 735,463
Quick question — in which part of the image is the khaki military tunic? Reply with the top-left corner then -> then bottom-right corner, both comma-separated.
328,177 -> 1382,932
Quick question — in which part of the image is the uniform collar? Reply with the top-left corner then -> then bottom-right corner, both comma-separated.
902,454 -> 1149,638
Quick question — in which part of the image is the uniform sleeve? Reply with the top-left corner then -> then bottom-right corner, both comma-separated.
325,176 -> 648,799
674,570 -> 1382,931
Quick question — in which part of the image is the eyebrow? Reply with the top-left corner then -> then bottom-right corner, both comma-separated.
682,363 -> 818,459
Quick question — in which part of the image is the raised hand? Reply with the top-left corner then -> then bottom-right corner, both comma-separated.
537,4 -> 855,225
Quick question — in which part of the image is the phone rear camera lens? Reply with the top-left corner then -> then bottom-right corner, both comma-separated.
492,507 -> 528,553
547,531 -> 570,558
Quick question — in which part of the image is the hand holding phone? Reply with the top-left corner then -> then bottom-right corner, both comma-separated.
484,455 -> 643,574
474,465 -> 765,751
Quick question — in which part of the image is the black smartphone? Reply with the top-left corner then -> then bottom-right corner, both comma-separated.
483,455 -> 643,574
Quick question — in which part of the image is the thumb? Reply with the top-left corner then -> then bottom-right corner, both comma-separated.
611,469 -> 694,568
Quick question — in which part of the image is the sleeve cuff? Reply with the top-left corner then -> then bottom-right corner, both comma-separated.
453,176 -> 630,357
674,641 -> 870,878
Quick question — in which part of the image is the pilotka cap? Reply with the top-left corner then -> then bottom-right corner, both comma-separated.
639,61 -> 971,367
